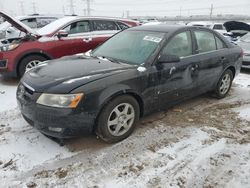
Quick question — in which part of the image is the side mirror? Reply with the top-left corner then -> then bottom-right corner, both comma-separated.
56,30 -> 69,39
158,54 -> 180,64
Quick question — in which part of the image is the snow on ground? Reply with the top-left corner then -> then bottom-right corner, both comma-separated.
0,70 -> 250,188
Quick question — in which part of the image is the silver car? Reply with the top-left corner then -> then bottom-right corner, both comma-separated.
237,33 -> 250,68
0,14 -> 59,39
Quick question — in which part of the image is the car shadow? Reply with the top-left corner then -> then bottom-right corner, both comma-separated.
0,75 -> 19,86
64,93 -> 213,152
241,68 -> 250,74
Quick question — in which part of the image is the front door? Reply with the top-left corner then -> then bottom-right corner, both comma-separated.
45,20 -> 95,58
155,30 -> 199,109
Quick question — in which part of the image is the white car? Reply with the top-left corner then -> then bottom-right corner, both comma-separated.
236,33 -> 250,68
0,14 -> 59,39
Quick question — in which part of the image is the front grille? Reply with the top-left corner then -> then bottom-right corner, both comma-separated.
0,60 -> 7,68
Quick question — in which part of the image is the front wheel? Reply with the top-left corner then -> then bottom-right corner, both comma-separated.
18,55 -> 47,77
96,95 -> 140,143
213,69 -> 233,99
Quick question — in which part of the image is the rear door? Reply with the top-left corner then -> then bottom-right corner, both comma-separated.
191,29 -> 229,93
91,19 -> 121,47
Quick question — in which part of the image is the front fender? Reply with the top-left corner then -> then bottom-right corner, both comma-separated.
96,84 -> 143,116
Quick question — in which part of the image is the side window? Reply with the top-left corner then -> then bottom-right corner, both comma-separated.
213,24 -> 223,30
194,31 -> 216,53
21,18 -> 37,28
117,22 -> 129,30
161,31 -> 192,58
36,18 -> 57,28
93,20 -> 119,31
215,36 -> 226,49
63,21 -> 90,34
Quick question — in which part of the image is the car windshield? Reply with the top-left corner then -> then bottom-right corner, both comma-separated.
92,30 -> 165,65
240,33 -> 250,42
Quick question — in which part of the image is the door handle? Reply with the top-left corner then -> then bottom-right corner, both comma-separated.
191,64 -> 199,71
220,56 -> 226,61
83,38 -> 92,43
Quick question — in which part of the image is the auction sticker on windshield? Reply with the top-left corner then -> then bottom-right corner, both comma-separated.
143,36 -> 162,43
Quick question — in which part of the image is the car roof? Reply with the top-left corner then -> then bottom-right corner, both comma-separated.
38,16 -> 138,36
128,24 -> 191,33
16,15 -> 61,20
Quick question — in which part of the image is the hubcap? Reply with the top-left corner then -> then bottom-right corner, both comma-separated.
219,74 -> 231,95
107,103 -> 135,137
25,60 -> 42,72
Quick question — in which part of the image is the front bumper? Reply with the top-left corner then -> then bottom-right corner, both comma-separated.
17,84 -> 96,138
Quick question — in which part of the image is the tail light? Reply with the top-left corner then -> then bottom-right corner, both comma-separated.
240,49 -> 244,58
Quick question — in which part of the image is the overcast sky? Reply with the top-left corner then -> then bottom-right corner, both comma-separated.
0,0 -> 250,17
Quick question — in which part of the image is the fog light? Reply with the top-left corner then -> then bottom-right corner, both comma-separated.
48,127 -> 63,132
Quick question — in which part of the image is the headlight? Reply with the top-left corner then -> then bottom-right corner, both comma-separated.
0,43 -> 20,52
37,93 -> 84,108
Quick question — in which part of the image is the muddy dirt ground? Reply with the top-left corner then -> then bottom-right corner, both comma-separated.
0,70 -> 250,188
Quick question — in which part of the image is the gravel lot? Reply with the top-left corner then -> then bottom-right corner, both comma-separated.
0,70 -> 250,188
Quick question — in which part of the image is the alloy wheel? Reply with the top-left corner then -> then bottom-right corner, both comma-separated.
25,60 -> 42,72
219,73 -> 231,95
107,103 -> 135,137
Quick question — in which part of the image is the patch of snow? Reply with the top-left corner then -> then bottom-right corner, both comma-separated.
137,66 -> 147,72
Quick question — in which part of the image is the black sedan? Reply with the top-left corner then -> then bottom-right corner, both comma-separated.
17,25 -> 242,143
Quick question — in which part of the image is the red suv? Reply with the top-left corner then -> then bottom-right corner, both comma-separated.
0,12 -> 139,77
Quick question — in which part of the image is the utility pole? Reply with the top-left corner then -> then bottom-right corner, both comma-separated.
126,10 -> 130,18
82,0 -> 93,16
0,1 -> 3,11
32,2 -> 37,14
69,0 -> 75,15
179,6 -> 182,18
209,4 -> 214,20
62,5 -> 65,15
19,1 -> 25,15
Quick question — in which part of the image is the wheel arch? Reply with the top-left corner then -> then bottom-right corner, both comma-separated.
93,89 -> 144,132
227,66 -> 236,78
15,50 -> 53,76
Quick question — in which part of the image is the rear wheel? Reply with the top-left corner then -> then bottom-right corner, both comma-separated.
18,55 -> 47,77
213,69 -> 233,99
96,95 -> 140,143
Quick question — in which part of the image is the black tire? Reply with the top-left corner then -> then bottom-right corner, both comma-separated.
18,55 -> 47,77
96,95 -> 140,143
213,69 -> 233,99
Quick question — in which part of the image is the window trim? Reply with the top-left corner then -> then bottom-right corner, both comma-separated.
92,19 -> 119,31
159,30 -> 194,59
62,20 -> 92,35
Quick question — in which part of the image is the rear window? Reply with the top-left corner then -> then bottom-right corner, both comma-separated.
93,20 -> 119,31
117,22 -> 129,30
194,31 -> 216,53
213,24 -> 224,30
36,17 -> 57,28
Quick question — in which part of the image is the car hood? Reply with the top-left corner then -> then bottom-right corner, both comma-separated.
224,21 -> 250,32
21,55 -> 137,93
0,11 -> 38,36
